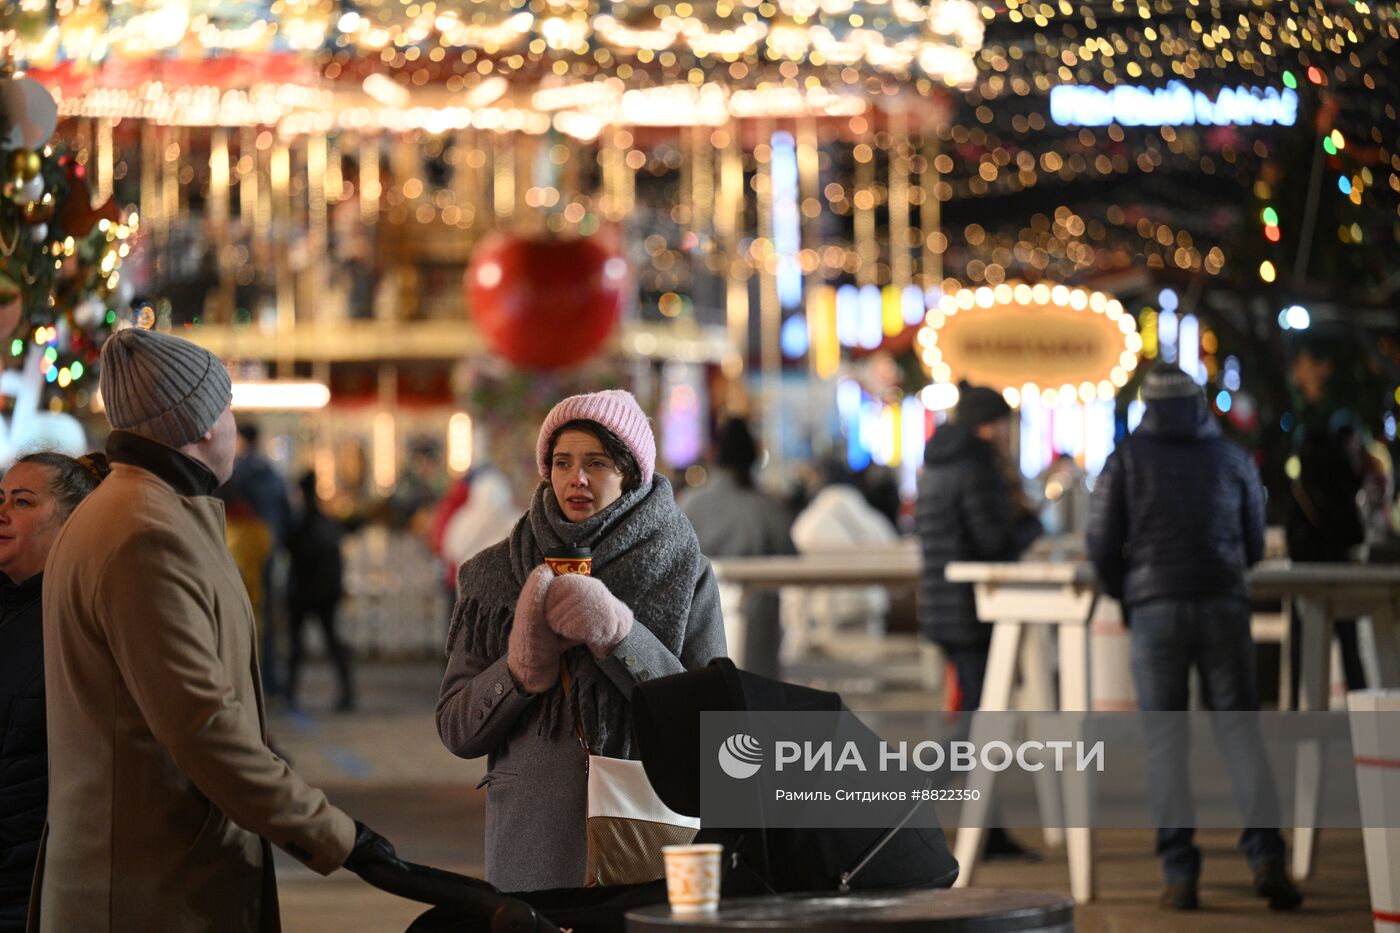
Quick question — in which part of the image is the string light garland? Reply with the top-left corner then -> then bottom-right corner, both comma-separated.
19,0 -> 985,133
946,0 -> 1400,291
9,0 -> 1398,390
972,1 -> 1398,98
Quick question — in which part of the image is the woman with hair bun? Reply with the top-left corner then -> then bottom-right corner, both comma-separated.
0,451 -> 108,932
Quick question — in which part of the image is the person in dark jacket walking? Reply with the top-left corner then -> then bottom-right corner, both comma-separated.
0,451 -> 108,933
286,470 -> 354,712
217,422 -> 294,698
1087,365 -> 1302,912
916,384 -> 1042,861
916,384 -> 1042,708
1286,338 -> 1368,695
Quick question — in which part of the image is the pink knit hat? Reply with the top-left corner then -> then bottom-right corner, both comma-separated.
536,389 -> 656,486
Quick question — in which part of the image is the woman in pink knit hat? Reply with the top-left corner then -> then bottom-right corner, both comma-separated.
437,389 -> 727,892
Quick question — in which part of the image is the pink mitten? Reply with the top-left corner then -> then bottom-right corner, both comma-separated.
507,565 -> 563,693
544,574 -> 635,659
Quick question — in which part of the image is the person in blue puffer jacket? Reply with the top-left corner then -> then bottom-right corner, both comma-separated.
1087,365 -> 1301,913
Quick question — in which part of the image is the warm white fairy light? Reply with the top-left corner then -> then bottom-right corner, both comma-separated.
52,82 -> 333,127
448,412 -> 474,475
682,18 -> 768,56
592,14 -> 683,51
231,381 -> 331,411
372,412 -> 397,492
434,11 -> 534,49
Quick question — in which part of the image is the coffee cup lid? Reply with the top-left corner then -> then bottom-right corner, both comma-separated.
547,545 -> 592,560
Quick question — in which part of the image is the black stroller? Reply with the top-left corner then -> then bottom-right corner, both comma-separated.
359,658 -> 960,932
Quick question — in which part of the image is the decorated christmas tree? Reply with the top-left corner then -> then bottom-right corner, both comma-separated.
1,70 -> 131,460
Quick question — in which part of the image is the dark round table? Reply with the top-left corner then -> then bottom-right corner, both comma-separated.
626,889 -> 1075,932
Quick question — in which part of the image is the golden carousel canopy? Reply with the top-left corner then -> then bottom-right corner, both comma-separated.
6,2 -> 1397,125
5,0 -> 985,132
7,1 -> 1397,139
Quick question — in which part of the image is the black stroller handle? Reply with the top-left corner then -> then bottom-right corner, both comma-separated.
354,858 -> 563,933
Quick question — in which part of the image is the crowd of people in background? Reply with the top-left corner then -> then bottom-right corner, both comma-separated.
0,319 -> 1396,927
97,337 -> 1399,739
678,417 -> 794,679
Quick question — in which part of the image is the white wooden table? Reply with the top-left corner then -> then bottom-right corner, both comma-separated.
710,544 -> 922,599
1246,563 -> 1400,881
943,560 -> 1400,889
709,553 -> 1400,711
941,561 -> 1098,901
711,552 -> 1400,897
708,544 -> 923,680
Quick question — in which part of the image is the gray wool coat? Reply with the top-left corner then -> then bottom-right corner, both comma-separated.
436,499 -> 726,892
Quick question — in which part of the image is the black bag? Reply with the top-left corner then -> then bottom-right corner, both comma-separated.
631,657 -> 960,894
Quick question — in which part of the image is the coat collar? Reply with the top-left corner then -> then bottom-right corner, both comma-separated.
106,430 -> 219,496
0,570 -> 43,610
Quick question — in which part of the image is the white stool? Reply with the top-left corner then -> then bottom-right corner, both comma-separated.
951,581 -> 1097,903
1292,593 -> 1400,880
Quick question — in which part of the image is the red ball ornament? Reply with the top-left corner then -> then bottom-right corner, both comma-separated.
466,233 -> 626,370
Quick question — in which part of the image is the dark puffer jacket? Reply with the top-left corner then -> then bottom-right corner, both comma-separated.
1286,407 -> 1364,561
1087,396 -> 1265,609
916,424 -> 1043,648
0,572 -> 45,933
287,507 -> 345,610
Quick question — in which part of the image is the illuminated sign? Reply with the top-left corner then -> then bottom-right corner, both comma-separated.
1050,82 -> 1297,127
917,282 -> 1141,397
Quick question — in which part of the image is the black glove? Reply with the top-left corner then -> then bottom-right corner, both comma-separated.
343,821 -> 408,876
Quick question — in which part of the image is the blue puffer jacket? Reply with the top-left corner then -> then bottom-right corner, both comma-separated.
1087,396 -> 1265,609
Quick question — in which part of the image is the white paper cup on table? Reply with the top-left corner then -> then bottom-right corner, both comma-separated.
662,843 -> 722,914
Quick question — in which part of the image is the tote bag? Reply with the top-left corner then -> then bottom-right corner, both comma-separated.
561,664 -> 701,886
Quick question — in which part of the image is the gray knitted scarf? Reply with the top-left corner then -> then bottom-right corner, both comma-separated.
447,473 -> 704,755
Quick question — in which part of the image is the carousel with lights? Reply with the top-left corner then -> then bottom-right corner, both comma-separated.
4,0 -> 1398,492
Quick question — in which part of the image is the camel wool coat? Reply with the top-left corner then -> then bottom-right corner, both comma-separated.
30,433 -> 354,933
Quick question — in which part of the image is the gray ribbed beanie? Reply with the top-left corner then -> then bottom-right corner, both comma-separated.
1142,366 -> 1202,401
99,328 -> 232,447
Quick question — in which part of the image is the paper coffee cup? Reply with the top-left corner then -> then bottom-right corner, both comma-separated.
545,545 -> 592,576
662,843 -> 722,914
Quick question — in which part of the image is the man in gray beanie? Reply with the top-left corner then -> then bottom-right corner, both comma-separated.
33,328 -> 401,932
1088,365 -> 1301,912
